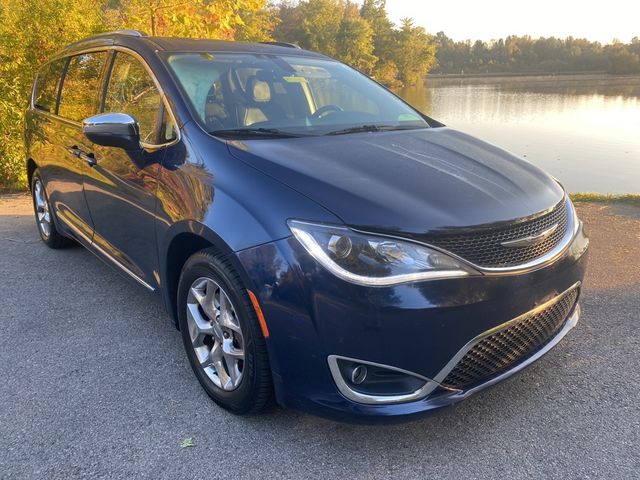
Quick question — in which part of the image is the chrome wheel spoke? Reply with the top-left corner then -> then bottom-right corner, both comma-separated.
200,341 -> 220,368
186,276 -> 245,391
33,180 -> 52,237
186,303 -> 217,346
222,337 -> 244,360
189,282 -> 206,306
191,279 -> 218,319
210,341 -> 232,389
203,280 -> 217,313
217,292 -> 242,334
34,183 -> 45,208
226,356 -> 242,387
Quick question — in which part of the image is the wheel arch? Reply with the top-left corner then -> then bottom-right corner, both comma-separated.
26,158 -> 38,191
160,220 -> 256,329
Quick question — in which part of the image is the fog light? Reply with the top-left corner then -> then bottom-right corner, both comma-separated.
349,365 -> 368,384
330,356 -> 430,404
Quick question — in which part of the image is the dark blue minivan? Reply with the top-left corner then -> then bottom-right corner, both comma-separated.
24,31 -> 588,422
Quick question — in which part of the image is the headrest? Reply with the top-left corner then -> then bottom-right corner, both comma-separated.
247,77 -> 272,103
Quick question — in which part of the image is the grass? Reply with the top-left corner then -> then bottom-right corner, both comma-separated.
569,193 -> 640,206
0,185 -> 27,194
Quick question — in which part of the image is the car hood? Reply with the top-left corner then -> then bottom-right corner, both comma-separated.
226,127 -> 565,235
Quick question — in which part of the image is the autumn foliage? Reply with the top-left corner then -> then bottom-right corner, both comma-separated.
1,0 -> 636,190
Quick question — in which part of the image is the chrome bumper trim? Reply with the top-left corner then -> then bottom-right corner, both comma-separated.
430,281 -> 581,387
438,302 -> 580,403
327,355 -> 436,405
447,196 -> 581,275
328,283 -> 581,405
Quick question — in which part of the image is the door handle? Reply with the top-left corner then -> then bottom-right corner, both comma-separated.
78,151 -> 97,167
67,145 -> 96,166
68,145 -> 81,157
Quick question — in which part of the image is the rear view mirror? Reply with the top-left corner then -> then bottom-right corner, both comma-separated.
83,113 -> 140,150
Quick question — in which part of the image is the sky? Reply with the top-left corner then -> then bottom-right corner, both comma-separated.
376,0 -> 639,44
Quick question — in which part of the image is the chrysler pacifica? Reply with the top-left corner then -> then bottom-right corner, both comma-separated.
24,30 -> 589,422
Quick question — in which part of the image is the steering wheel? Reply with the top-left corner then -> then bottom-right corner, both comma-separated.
311,104 -> 343,120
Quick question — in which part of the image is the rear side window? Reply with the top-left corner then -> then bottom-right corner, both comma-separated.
34,60 -> 66,113
58,52 -> 108,122
104,52 -> 165,144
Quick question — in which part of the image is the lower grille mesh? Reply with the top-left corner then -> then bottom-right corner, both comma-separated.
441,286 -> 579,390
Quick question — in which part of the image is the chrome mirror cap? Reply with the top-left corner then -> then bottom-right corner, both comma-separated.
83,112 -> 140,150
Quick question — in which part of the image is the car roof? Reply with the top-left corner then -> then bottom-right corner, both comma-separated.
146,37 -> 323,56
57,31 -> 327,59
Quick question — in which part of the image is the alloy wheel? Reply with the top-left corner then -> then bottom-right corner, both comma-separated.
33,179 -> 52,238
186,277 -> 245,391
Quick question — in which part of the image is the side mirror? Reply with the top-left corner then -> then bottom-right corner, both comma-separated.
83,113 -> 140,150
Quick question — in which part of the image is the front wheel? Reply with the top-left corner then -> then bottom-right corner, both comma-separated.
177,249 -> 273,414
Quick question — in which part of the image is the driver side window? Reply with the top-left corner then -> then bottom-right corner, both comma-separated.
104,52 -> 173,144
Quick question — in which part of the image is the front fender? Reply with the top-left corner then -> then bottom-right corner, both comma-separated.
154,124 -> 341,322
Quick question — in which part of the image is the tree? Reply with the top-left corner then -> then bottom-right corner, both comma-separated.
394,19 -> 437,86
271,0 -> 439,88
272,0 -> 379,75
608,42 -> 640,74
0,0 -> 276,190
112,0 -> 271,39
0,0 -> 107,190
431,33 -> 617,74
335,16 -> 377,73
360,0 -> 400,86
271,1 -> 305,45
360,0 -> 395,59
296,0 -> 346,56
234,3 -> 278,42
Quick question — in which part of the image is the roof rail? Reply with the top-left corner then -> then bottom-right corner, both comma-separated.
259,41 -> 301,49
91,30 -> 148,39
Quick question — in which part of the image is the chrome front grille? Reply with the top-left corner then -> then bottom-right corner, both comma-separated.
424,199 -> 569,268
440,286 -> 580,391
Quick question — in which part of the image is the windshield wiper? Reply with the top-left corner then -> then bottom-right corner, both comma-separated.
326,124 -> 426,136
210,127 -> 303,138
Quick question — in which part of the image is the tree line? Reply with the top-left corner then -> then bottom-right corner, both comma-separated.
272,0 -> 436,87
433,32 -> 640,75
1,0 -> 638,190
0,0 -> 437,189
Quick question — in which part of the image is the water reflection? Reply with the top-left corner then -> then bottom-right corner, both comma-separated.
396,75 -> 640,194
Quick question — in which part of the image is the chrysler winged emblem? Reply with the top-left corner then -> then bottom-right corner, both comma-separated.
501,224 -> 559,248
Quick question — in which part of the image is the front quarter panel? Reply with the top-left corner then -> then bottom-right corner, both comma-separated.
156,125 -> 339,251
155,124 -> 341,302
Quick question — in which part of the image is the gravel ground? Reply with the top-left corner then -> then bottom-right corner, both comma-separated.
0,194 -> 639,479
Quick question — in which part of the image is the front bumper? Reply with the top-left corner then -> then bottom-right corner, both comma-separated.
236,222 -> 589,423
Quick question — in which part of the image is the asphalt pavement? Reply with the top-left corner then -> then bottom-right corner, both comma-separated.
1,194 -> 638,479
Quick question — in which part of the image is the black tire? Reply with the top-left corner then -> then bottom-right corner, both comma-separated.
177,249 -> 273,414
31,170 -> 73,249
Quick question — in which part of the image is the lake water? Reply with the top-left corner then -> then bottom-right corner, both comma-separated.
397,75 -> 640,194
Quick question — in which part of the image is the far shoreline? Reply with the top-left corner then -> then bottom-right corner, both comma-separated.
425,71 -> 640,81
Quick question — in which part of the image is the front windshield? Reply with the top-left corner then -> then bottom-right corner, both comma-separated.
166,52 -> 429,137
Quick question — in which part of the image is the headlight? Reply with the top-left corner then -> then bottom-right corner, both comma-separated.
288,220 -> 478,286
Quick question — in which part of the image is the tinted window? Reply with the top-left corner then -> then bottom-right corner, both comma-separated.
34,60 -> 66,113
104,53 -> 164,144
58,52 -> 108,122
